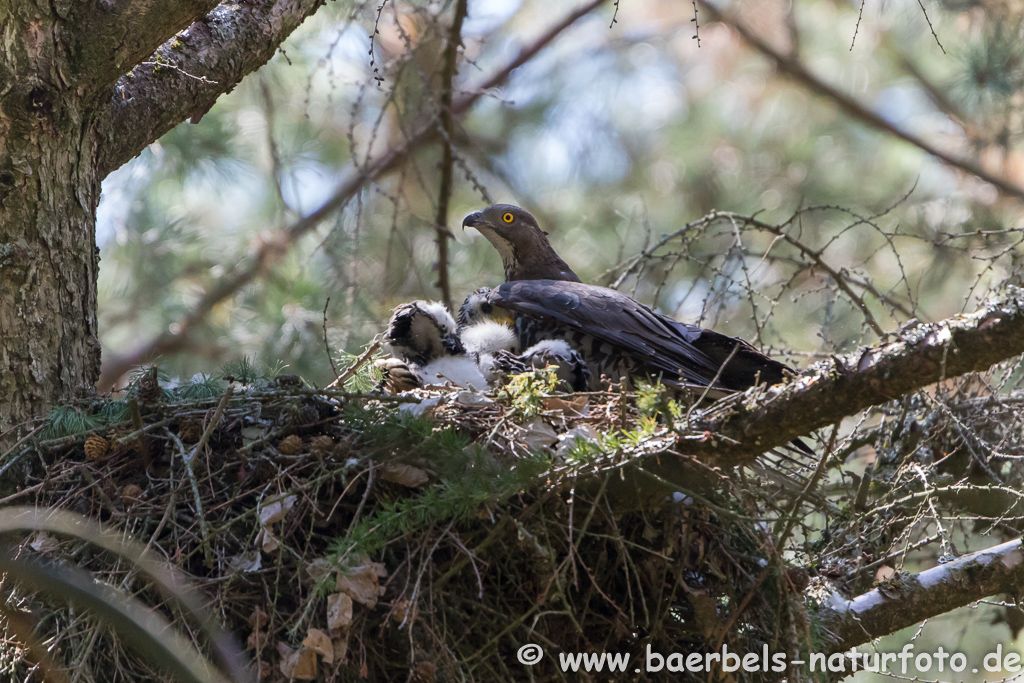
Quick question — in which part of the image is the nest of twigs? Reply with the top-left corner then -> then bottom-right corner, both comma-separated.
0,365 -> 832,683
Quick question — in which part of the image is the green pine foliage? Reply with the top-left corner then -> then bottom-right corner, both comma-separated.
174,373 -> 227,400
41,406 -> 105,439
328,403 -> 552,562
219,356 -> 276,386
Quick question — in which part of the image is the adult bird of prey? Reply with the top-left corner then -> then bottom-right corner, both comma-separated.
462,205 -> 796,398
466,281 -> 791,397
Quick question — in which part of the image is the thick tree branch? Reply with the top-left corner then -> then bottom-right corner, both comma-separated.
94,0 -> 325,177
70,0 -> 220,91
677,289 -> 1024,466
97,0 -> 610,387
818,537 -> 1024,652
697,0 -> 1024,203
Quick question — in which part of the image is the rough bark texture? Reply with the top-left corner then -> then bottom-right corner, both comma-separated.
96,0 -> 326,177
0,4 -> 103,437
673,291 -> 1024,466
819,538 -> 1024,653
0,0 -> 325,443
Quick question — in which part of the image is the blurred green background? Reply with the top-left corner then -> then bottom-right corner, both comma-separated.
94,1 -> 1024,677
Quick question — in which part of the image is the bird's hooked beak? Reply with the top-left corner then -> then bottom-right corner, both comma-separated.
462,212 -> 484,230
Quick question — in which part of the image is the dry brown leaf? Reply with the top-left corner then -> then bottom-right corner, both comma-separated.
303,628 -> 333,664
255,527 -> 279,554
409,661 -> 436,683
336,562 -> 386,608
304,557 -> 335,586
380,462 -> 429,488
279,645 -> 317,680
391,598 -> 413,624
247,630 -> 267,651
29,532 -> 60,554
520,418 -> 558,451
227,550 -> 262,574
259,494 -> 297,526
541,395 -> 589,416
249,606 -> 268,630
327,593 -> 353,631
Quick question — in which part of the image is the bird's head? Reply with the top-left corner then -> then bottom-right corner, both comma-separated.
463,204 -> 548,264
457,287 -> 515,328
463,204 -> 581,282
386,301 -> 464,365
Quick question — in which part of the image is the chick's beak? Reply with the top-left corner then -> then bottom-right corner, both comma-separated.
462,212 -> 484,230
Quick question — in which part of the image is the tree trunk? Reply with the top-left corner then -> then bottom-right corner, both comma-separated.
0,0 -> 326,446
0,9 -> 102,441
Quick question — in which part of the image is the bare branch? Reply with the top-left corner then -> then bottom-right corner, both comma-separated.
97,0 -> 610,388
94,0 -> 326,178
433,0 -> 469,312
676,289 -> 1024,466
697,0 -> 1024,203
820,537 -> 1024,652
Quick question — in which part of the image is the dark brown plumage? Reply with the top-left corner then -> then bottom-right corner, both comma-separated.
482,280 -> 793,395
462,205 -> 581,283
463,204 -> 812,458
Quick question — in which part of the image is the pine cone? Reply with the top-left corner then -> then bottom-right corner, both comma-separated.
108,426 -> 139,455
409,661 -> 435,683
121,483 -> 144,507
278,434 -> 303,455
84,435 -> 109,461
137,367 -> 161,404
309,435 -> 334,458
333,436 -> 353,460
179,419 -> 203,443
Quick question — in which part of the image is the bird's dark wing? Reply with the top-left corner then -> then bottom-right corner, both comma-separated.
488,280 -> 791,391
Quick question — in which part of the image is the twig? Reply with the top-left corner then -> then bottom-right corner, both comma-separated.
850,0 -> 866,50
192,385 -> 234,464
328,338 -> 382,389
0,424 -> 43,462
127,397 -> 151,469
691,1 -> 701,47
698,0 -> 1024,202
97,0 -> 610,389
260,78 -> 292,213
322,297 -> 339,378
177,386 -> 231,567
729,210 -> 888,337
915,0 -> 945,54
168,428 -> 214,568
775,422 -> 838,545
432,0 -> 468,312
139,61 -> 218,84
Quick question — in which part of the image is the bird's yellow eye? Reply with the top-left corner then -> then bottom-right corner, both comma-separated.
502,212 -> 514,223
